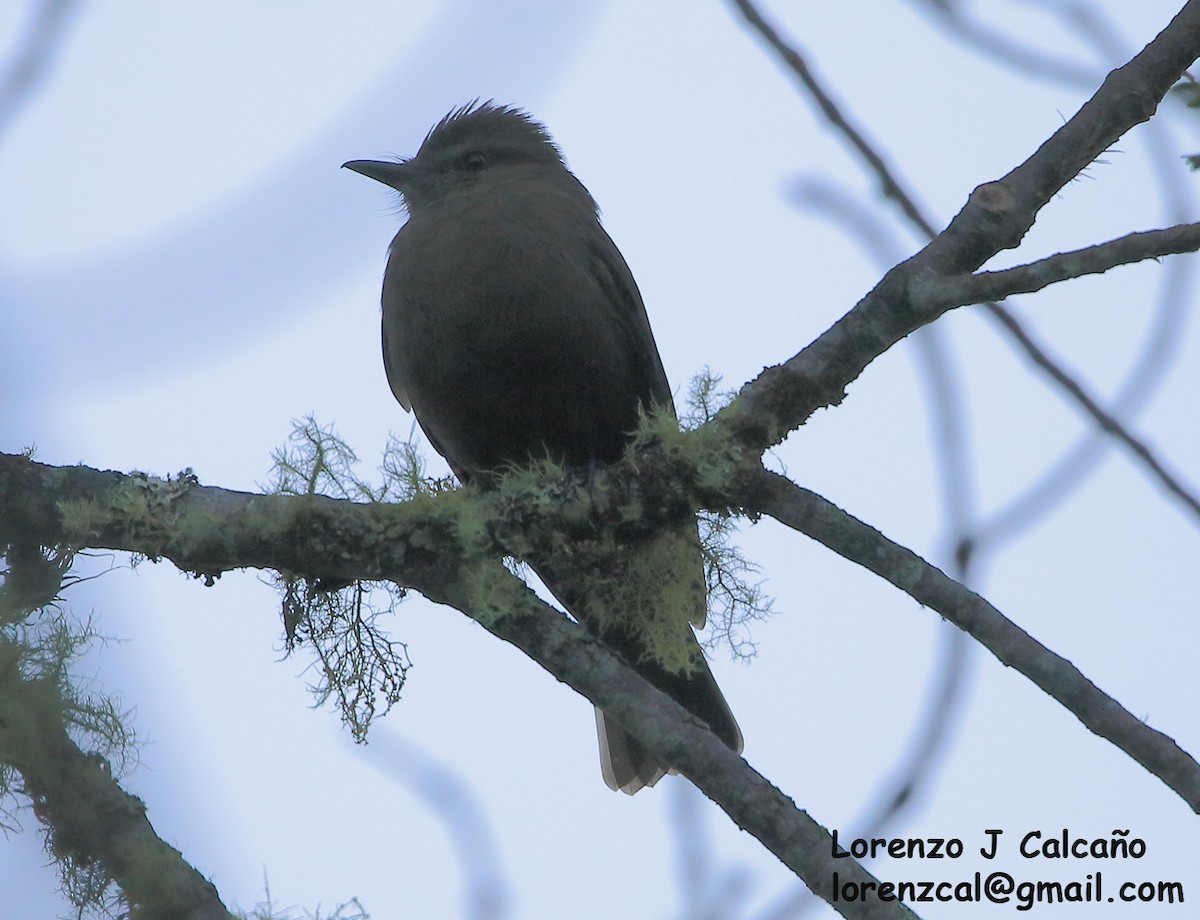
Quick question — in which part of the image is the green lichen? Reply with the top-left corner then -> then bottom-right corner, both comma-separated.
265,418 -> 437,740
57,469 -> 200,559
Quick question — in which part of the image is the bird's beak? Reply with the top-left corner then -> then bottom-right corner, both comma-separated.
341,159 -> 414,191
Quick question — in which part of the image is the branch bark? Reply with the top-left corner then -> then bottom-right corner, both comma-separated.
920,222 -> 1200,308
747,470 -> 1200,811
0,638 -> 234,920
0,452 -> 918,918
4,446 -> 1198,844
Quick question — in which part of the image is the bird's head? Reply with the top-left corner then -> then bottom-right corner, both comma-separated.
343,101 -> 592,214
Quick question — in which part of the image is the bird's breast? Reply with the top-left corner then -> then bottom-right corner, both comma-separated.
381,192 -> 651,477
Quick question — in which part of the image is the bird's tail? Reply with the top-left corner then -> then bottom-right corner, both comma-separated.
594,644 -> 742,794
533,523 -> 743,793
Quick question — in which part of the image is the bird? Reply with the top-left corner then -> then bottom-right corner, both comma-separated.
344,101 -> 742,793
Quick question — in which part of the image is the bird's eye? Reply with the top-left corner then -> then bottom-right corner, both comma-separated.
462,151 -> 488,171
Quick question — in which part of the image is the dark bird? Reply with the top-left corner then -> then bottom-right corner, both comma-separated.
344,102 -> 742,793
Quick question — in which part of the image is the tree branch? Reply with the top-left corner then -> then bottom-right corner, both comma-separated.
726,0 -> 934,234
921,222 -> 1200,308
0,638 -> 234,920
719,0 -> 1200,459
7,444 -> 1200,817
447,575 -> 919,919
980,301 -> 1200,523
910,223 -> 1200,524
0,452 -> 915,918
748,469 -> 1200,812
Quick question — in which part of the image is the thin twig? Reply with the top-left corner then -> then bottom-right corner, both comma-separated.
908,0 -> 1101,86
727,0 -> 935,235
922,221 -> 1200,306
983,300 -> 1200,521
0,0 -> 81,145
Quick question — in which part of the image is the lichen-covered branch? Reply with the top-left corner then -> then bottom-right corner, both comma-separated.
5,442 -> 1199,822
0,452 -> 913,918
0,638 -> 234,920
433,570 -> 918,919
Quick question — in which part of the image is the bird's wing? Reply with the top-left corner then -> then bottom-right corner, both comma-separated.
380,323 -> 412,412
587,229 -> 674,412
